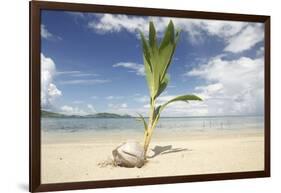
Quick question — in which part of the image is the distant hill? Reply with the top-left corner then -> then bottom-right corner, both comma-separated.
84,112 -> 131,118
41,110 -> 67,118
41,110 -> 132,118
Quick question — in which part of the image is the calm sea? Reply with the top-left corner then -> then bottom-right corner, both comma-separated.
41,116 -> 264,135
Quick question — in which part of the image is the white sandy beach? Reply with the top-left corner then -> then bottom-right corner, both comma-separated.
41,130 -> 264,184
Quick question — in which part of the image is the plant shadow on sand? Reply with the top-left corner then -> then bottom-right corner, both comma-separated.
98,145 -> 191,168
147,145 -> 191,159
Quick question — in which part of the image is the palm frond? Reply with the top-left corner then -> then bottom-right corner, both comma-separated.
159,95 -> 202,113
137,113 -> 148,132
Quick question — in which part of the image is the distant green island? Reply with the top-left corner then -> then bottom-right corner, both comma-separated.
41,110 -> 132,118
41,110 -> 263,119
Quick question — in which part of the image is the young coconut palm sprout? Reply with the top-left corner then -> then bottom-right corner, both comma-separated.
139,20 -> 202,157
112,20 -> 202,168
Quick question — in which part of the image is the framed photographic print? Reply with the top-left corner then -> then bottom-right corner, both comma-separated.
30,1 -> 270,192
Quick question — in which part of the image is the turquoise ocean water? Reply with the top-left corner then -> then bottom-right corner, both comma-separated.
41,116 -> 264,135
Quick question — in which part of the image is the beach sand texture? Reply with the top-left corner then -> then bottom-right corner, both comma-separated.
41,130 -> 264,184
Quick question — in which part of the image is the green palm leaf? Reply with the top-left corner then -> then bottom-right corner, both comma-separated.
140,31 -> 153,71
137,113 -> 148,132
159,95 -> 202,113
149,22 -> 158,52
156,74 -> 170,98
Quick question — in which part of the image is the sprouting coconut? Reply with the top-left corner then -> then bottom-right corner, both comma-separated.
113,20 -> 202,168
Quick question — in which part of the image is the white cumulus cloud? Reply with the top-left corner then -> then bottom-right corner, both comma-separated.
60,105 -> 86,115
106,96 -> 123,100
41,24 -> 53,39
88,14 -> 263,52
41,24 -> 62,40
187,55 -> 264,115
60,104 -> 97,115
88,14 -> 148,34
113,62 -> 145,76
41,53 -> 62,109
87,104 -> 97,113
108,103 -> 128,109
224,23 -> 264,53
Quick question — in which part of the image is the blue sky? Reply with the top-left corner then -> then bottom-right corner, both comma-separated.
41,10 -> 264,117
